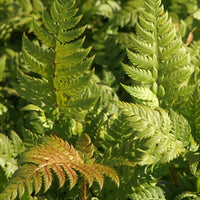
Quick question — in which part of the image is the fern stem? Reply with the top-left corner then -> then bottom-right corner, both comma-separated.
80,175 -> 87,200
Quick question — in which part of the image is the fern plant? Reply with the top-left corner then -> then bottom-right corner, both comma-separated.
121,0 -> 193,108
2,0 -> 200,199
0,0 -> 120,199
117,0 -> 192,166
14,0 -> 95,122
108,0 -> 200,198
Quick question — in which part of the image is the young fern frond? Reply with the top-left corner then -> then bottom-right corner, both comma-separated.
122,0 -> 193,107
14,0 -> 95,119
0,134 -> 119,200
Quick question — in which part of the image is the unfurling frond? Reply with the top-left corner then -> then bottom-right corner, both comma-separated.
14,0 -> 95,120
0,135 -> 119,200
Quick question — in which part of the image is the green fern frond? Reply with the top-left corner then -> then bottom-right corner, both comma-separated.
33,19 -> 56,47
15,0 -> 95,119
0,135 -> 119,200
184,85 -> 200,143
126,48 -> 156,69
122,0 -> 193,106
116,101 -> 189,165
93,36 -> 125,68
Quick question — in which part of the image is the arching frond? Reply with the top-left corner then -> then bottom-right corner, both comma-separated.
0,135 -> 119,200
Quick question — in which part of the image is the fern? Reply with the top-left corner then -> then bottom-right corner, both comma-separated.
116,101 -> 191,165
14,0 -> 95,120
0,134 -> 119,200
121,0 -> 193,107
2,0 -> 200,199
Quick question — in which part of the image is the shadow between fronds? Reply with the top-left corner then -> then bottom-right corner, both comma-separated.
0,134 -> 119,200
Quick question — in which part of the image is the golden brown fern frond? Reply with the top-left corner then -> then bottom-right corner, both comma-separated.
0,135 -> 119,200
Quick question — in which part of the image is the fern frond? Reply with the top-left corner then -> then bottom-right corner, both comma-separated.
0,55 -> 6,82
33,19 -> 56,47
163,66 -> 194,88
177,41 -> 200,143
93,35 -> 125,69
15,0 -> 95,120
0,135 -> 119,199
122,0 -> 193,106
116,101 -> 188,165
126,48 -> 156,69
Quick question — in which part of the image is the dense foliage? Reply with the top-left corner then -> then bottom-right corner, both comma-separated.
1,0 -> 200,199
